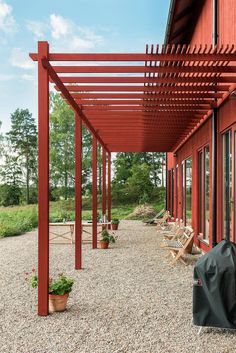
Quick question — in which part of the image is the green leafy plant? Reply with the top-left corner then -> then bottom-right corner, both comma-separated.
100,229 -> 116,243
25,269 -> 74,295
111,218 -> 120,225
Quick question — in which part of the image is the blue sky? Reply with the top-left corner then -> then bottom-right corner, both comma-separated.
0,0 -> 170,132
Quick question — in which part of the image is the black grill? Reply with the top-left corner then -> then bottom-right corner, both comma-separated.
193,240 -> 236,329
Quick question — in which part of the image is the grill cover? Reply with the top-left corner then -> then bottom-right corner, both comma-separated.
193,240 -> 236,329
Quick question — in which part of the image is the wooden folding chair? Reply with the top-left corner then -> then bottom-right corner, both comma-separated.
156,211 -> 170,231
162,227 -> 194,265
161,218 -> 181,235
143,208 -> 165,225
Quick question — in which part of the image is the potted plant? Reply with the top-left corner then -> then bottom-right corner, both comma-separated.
111,218 -> 120,230
100,229 -> 115,249
26,269 -> 74,313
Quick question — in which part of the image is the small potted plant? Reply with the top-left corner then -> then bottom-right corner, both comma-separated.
111,218 -> 120,230
100,229 -> 115,249
26,269 -> 74,313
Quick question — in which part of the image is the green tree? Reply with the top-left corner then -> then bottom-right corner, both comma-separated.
0,141 -> 23,206
7,109 -> 37,204
50,93 -> 75,200
50,93 -> 93,199
0,120 -> 3,158
126,163 -> 153,202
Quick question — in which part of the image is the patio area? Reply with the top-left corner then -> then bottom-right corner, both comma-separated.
1,221 -> 236,353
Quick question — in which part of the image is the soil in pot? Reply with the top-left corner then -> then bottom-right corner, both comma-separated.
100,240 -> 109,249
49,293 -> 69,313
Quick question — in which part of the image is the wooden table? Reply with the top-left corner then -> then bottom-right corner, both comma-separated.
49,222 -> 111,244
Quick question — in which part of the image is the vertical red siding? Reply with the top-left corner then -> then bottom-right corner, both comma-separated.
218,0 -> 236,45
167,0 -> 236,251
190,0 -> 212,45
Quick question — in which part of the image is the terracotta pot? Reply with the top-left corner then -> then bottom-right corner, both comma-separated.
100,240 -> 109,249
111,223 -> 119,230
49,293 -> 69,313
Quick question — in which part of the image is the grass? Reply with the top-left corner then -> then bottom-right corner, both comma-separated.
0,199 -> 164,238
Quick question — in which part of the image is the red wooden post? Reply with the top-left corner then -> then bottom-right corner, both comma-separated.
75,113 -> 82,269
102,147 -> 106,218
108,153 -> 111,228
92,136 -> 97,248
38,41 -> 49,316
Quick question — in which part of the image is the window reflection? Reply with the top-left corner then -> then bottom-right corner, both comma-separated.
185,157 -> 192,226
222,130 -> 232,240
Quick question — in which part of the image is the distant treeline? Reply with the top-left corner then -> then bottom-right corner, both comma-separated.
0,93 -> 166,207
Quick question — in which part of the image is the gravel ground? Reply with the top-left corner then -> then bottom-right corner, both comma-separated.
0,220 -> 236,353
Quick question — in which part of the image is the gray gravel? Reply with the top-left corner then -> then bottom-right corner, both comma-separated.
0,220 -> 236,353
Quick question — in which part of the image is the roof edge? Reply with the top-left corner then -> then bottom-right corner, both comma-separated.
164,0 -> 177,44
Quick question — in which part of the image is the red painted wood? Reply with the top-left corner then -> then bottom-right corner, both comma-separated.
102,147 -> 106,217
76,100 -> 211,107
61,85 -> 229,93
218,0 -> 236,45
53,65 -> 235,74
38,41 -> 49,316
73,93 -> 214,103
92,137 -> 97,249
108,153 -> 111,228
30,52 -> 236,62
82,105 -> 213,111
57,76 -> 236,84
190,0 -> 212,45
75,113 -> 82,270
41,58 -> 109,153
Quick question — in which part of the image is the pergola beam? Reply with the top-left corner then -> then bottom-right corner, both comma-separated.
52,65 -> 236,74
60,85 -> 229,93
92,137 -> 97,249
41,57 -> 109,153
71,93 -> 217,100
30,51 -> 236,62
37,41 -> 49,317
56,76 -> 236,84
107,153 -> 111,228
102,147 -> 106,217
74,100 -> 211,107
75,113 -> 82,270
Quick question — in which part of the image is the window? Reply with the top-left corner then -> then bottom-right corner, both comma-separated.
185,158 -> 192,225
222,130 -> 232,240
198,145 -> 210,242
171,169 -> 174,217
182,161 -> 185,221
168,169 -> 175,216
176,165 -> 179,219
182,157 -> 192,225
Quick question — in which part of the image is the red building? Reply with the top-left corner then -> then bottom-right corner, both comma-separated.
166,0 -> 236,252
31,0 -> 236,315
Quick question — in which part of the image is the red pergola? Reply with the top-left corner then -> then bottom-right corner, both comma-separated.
30,41 -> 236,316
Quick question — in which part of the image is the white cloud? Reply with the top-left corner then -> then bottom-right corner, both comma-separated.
10,48 -> 34,69
21,73 -> 35,81
0,1 -> 16,33
26,20 -> 46,38
26,13 -> 104,52
0,73 -> 14,81
50,14 -> 71,39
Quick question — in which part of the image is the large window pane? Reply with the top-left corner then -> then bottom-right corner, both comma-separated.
222,130 -> 232,240
185,157 -> 192,225
182,161 -> 185,221
176,165 -> 178,219
198,151 -> 204,234
204,146 -> 210,242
